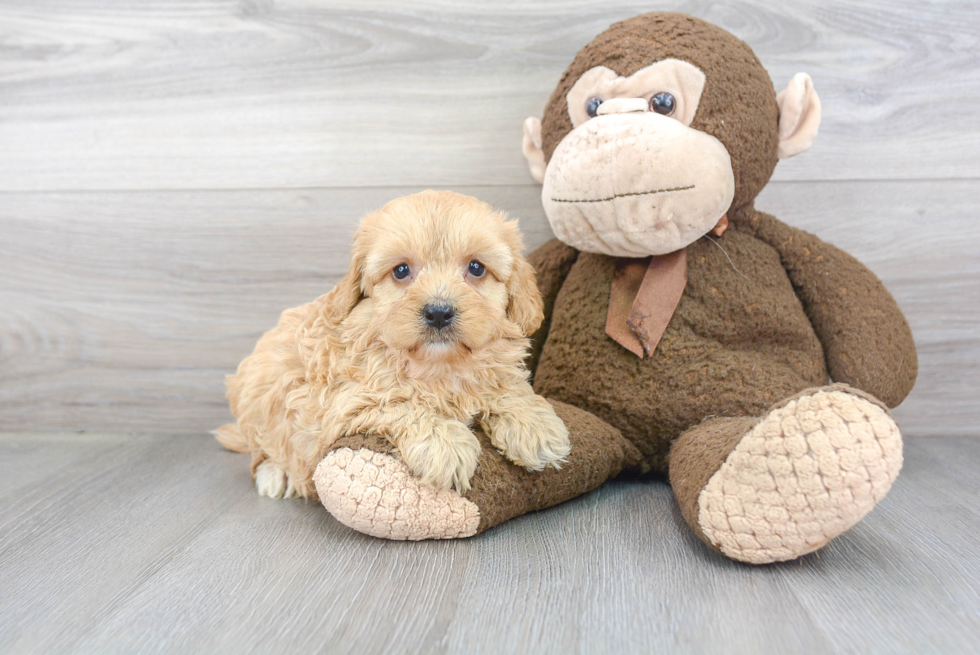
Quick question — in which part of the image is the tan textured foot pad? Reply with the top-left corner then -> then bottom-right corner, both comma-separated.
698,389 -> 903,564
314,447 -> 480,540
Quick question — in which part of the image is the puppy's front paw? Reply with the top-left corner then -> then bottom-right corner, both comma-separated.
398,419 -> 481,493
485,397 -> 570,471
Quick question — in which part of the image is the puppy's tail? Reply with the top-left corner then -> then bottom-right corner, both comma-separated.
213,423 -> 249,453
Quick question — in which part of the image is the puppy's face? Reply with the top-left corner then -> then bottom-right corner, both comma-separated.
339,191 -> 543,362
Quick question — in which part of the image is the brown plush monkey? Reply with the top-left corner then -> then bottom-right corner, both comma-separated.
314,13 -> 917,564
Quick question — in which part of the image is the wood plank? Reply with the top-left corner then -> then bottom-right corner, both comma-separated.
1,0 -> 978,191
0,435 -> 267,653
0,432 -> 130,516
1,180 -> 976,436
446,483 -> 834,654
0,434 -> 977,653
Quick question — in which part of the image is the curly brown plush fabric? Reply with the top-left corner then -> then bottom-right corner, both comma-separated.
530,210 -> 917,470
531,223 -> 824,471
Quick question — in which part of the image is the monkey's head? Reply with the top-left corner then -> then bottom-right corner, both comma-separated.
523,13 -> 821,257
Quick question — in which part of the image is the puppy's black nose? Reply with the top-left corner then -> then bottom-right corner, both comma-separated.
423,304 -> 455,330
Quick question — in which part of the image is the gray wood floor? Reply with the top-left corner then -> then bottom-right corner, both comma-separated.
1,433 -> 979,654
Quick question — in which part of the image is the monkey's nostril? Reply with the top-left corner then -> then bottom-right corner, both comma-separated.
422,304 -> 455,330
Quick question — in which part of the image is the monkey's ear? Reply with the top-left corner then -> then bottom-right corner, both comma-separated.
522,117 -> 546,184
776,73 -> 821,159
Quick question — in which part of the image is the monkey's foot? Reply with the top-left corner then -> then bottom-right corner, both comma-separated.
314,400 -> 641,540
670,384 -> 903,564
314,442 -> 480,540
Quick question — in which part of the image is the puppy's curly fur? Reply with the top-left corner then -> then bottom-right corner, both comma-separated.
216,191 -> 570,498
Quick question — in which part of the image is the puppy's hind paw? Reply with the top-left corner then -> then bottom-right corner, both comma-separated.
486,397 -> 570,472
255,460 -> 300,499
399,420 -> 482,493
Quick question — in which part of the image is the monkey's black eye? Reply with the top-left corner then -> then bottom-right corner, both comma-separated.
586,97 -> 603,118
650,92 -> 676,116
392,263 -> 411,280
467,261 -> 486,278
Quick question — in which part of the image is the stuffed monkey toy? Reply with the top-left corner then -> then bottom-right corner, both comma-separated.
314,12 -> 917,564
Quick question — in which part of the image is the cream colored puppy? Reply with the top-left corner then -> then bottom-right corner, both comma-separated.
215,190 -> 570,498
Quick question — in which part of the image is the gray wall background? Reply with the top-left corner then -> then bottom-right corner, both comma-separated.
1,0 -> 977,436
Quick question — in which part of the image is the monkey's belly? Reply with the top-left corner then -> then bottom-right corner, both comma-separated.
533,237 -> 827,473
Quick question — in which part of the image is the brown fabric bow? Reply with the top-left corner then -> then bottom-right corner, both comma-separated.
605,249 -> 688,358
604,215 -> 727,357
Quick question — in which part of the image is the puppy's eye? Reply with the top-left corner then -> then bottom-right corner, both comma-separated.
467,261 -> 486,278
586,97 -> 603,118
392,263 -> 411,280
649,92 -> 676,116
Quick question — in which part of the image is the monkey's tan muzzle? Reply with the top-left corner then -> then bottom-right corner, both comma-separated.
542,112 -> 735,258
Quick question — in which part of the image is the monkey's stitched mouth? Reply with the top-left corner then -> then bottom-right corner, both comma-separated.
550,184 -> 695,204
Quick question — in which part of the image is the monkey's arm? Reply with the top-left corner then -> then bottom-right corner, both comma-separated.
752,212 -> 917,408
526,239 -> 579,377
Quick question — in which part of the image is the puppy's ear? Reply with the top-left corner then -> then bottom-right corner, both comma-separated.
324,242 -> 366,326
506,250 -> 545,337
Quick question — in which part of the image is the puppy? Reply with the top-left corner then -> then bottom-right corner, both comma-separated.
215,190 -> 570,498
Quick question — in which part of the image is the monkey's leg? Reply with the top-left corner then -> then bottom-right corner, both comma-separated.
313,400 -> 641,540
669,384 -> 903,564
